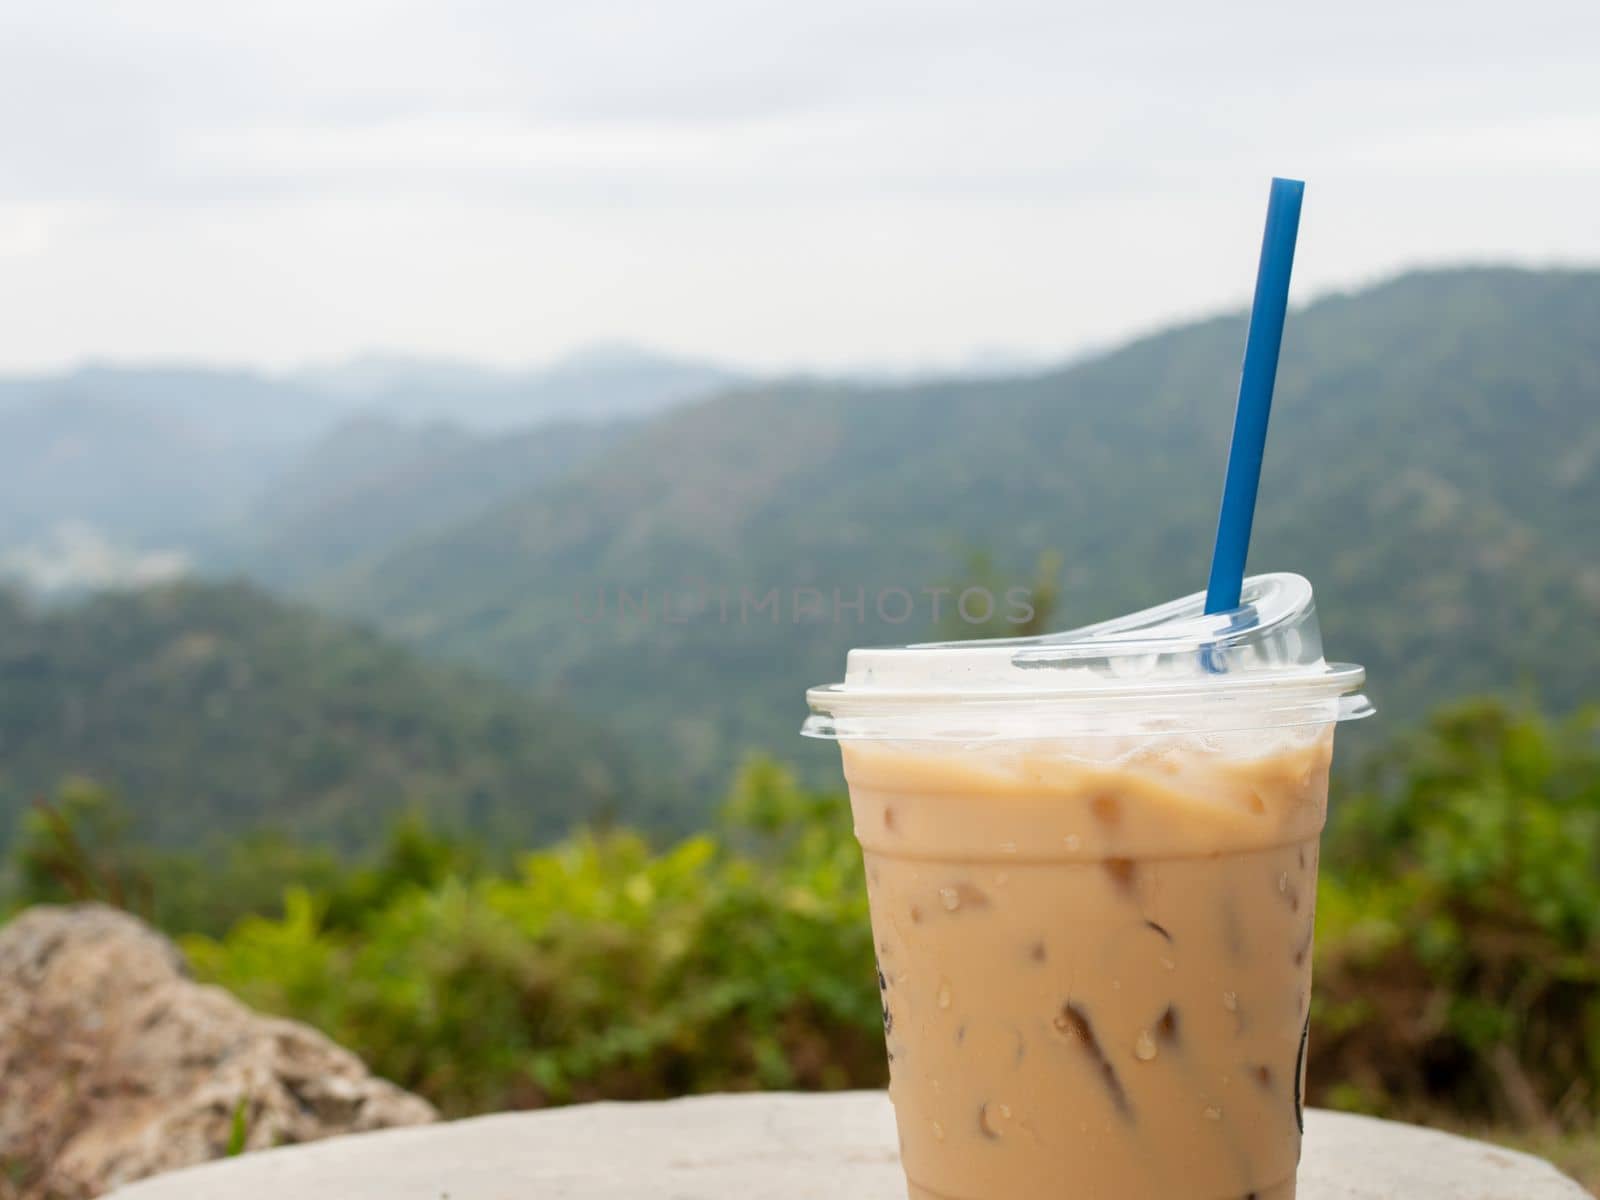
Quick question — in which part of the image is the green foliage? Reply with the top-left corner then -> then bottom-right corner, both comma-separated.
145,832 -> 346,938
1313,701 -> 1600,1128
0,581 -> 673,855
182,759 -> 883,1114
8,700 -> 1597,1145
0,780 -> 351,937
225,1100 -> 250,1158
10,779 -> 152,915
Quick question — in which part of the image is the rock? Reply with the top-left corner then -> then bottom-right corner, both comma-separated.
104,1092 -> 1590,1200
0,905 -> 436,1199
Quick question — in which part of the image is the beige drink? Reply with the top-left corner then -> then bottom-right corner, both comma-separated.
806,575 -> 1370,1200
850,732 -> 1329,1199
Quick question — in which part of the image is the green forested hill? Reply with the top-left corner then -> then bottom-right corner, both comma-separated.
321,267 -> 1600,795
0,582 -> 669,851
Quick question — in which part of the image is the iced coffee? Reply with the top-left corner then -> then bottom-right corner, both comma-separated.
805,574 -> 1371,1200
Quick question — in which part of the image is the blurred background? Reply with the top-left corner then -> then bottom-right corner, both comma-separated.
1,0 -> 1597,1194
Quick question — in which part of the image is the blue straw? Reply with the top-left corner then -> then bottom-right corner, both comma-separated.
1204,177 -> 1305,615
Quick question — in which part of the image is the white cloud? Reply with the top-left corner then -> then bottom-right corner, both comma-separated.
0,206 -> 58,258
181,114 -> 804,175
1352,115 -> 1600,172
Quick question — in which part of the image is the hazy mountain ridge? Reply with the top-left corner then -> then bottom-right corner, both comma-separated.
3,267 -> 1594,835
320,267 -> 1600,795
0,345 -> 742,593
290,344 -> 744,429
240,415 -> 628,585
0,388 -> 302,555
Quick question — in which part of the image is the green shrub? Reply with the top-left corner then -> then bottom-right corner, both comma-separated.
183,759 -> 884,1113
12,701 -> 1599,1138
1313,701 -> 1600,1129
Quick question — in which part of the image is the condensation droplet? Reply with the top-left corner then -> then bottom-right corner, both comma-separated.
1160,957 -> 1176,971
940,887 -> 961,911
1278,873 -> 1289,894
998,1103 -> 1013,1119
1204,1105 -> 1223,1121
937,981 -> 952,1009
1134,1031 -> 1158,1061
932,1120 -> 946,1142
999,841 -> 1018,855
1064,834 -> 1083,851
1222,991 -> 1238,1011
1112,979 -> 1122,991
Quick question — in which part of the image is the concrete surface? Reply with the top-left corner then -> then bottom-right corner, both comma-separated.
108,1091 -> 1590,1199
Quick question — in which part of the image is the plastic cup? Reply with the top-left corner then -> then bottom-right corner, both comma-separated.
804,574 -> 1371,1200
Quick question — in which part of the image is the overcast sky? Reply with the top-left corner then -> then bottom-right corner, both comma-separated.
1,0 -> 1596,373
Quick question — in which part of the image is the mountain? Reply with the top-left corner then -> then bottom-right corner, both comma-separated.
0,364 -> 340,443
0,384 -> 310,556
236,415 -> 626,585
0,347 -> 742,592
288,343 -> 744,430
0,367 -> 352,592
0,582 -> 671,852
321,267 -> 1600,795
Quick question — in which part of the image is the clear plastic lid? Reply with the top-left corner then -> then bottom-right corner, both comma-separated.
803,573 -> 1372,740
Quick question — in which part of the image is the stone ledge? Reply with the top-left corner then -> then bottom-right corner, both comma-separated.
108,1091 -> 1589,1199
